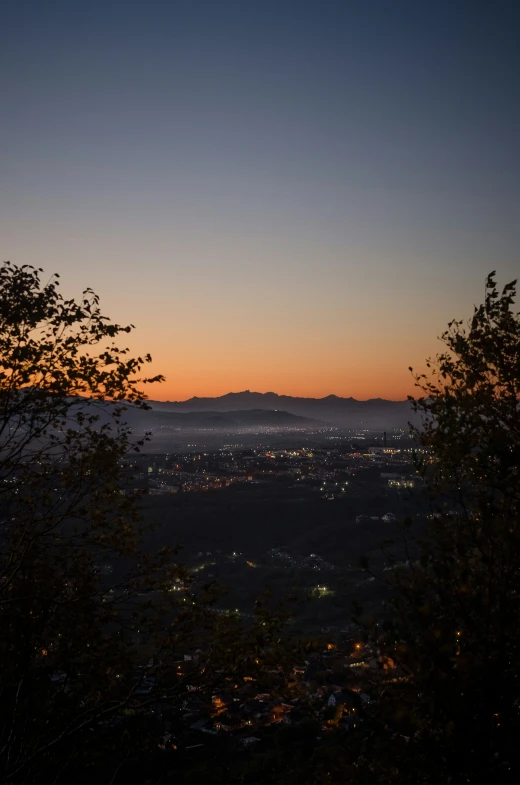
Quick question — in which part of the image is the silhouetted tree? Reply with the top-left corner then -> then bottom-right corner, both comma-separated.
354,273 -> 520,783
0,261 -> 175,782
0,263 -> 299,785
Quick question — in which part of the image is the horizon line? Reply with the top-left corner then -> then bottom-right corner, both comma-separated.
149,389 -> 411,404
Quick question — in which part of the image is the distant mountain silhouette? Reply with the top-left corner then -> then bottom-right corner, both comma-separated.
149,391 -> 415,429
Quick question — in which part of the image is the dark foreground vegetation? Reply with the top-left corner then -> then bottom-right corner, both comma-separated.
1,262 -> 519,784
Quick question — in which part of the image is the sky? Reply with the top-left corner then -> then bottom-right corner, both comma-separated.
1,0 -> 519,401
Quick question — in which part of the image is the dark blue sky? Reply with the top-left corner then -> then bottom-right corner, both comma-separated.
1,0 -> 519,398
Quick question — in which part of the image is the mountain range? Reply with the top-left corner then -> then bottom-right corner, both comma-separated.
148,391 -> 416,429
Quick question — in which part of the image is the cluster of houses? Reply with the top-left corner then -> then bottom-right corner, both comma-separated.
152,641 -> 384,754
97,633 -> 401,767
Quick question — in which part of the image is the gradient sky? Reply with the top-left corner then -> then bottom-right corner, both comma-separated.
1,0 -> 519,401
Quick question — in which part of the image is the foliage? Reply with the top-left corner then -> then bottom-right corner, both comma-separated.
354,273 -> 520,783
0,262 -> 166,781
0,262 -> 301,785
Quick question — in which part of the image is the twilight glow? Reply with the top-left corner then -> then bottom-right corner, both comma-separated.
1,0 -> 518,401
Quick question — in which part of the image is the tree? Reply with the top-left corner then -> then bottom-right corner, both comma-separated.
354,273 -> 520,783
0,261 -> 177,782
0,262 -> 302,785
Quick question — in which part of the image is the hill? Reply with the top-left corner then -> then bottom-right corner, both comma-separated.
85,404 -> 320,432
140,408 -> 320,429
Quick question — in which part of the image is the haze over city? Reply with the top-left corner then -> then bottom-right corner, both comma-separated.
2,0 -> 518,400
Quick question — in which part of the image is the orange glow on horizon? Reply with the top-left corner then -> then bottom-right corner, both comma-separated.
139,358 -> 421,403
132,330 -> 429,403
